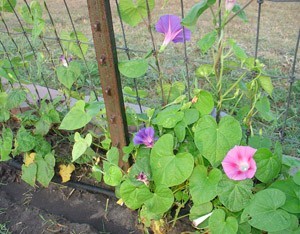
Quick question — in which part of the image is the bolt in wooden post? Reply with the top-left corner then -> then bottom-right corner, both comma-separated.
87,0 -> 129,170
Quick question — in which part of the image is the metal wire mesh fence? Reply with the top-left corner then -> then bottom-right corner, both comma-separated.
0,0 -> 299,162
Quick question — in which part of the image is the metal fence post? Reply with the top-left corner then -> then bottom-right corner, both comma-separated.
87,0 -> 129,170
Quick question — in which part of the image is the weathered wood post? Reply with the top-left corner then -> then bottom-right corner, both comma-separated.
87,0 -> 129,170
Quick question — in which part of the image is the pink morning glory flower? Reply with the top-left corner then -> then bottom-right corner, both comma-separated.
133,127 -> 155,148
222,146 -> 257,181
155,14 -> 191,52
59,55 -> 72,67
225,0 -> 236,12
136,172 -> 149,185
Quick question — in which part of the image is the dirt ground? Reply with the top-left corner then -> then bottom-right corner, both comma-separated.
0,163 -> 194,234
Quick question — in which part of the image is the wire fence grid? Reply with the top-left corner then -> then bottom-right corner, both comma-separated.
0,0 -> 299,158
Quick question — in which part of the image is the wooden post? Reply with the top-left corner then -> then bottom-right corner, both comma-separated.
87,0 -> 129,170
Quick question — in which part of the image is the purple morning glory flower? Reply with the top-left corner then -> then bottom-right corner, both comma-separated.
136,172 -> 149,185
155,14 -> 191,52
133,127 -> 155,148
59,55 -> 72,67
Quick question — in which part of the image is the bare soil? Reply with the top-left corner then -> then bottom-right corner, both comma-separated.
0,163 -> 141,234
0,163 -> 194,234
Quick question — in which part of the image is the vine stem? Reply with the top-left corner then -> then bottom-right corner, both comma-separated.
145,0 -> 165,105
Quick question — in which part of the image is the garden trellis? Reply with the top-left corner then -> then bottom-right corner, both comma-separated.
0,0 -> 299,184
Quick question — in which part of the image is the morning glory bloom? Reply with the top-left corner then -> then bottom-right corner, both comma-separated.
225,0 -> 236,12
136,172 -> 149,185
192,212 -> 213,227
222,146 -> 257,181
133,127 -> 155,148
59,55 -> 72,67
155,14 -> 191,52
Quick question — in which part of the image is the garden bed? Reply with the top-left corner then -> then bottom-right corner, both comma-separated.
0,163 -> 194,234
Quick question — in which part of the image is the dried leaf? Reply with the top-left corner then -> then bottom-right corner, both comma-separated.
24,152 -> 36,166
59,164 -> 75,183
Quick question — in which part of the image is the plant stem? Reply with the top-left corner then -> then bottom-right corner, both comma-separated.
222,72 -> 246,98
145,0 -> 165,105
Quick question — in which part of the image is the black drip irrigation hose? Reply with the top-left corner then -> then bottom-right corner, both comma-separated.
6,159 -> 116,198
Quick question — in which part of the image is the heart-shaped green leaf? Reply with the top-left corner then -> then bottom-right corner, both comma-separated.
209,209 -> 238,234
150,134 -> 194,187
193,90 -> 214,115
189,165 -> 222,205
119,0 -> 155,27
59,100 -> 92,130
254,148 -> 281,183
36,153 -> 55,187
0,127 -> 13,161
118,59 -> 148,78
217,177 -> 253,212
120,180 -> 152,210
241,188 -> 291,232
72,132 -> 92,162
194,115 -> 242,167
144,186 -> 174,215
152,105 -> 184,129
103,163 -> 123,186
57,62 -> 81,89
270,178 -> 300,214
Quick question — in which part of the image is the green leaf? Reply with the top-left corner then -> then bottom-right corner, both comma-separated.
144,186 -> 174,214
197,30 -> 217,54
189,202 -> 213,220
118,59 -> 148,78
72,132 -> 92,162
254,148 -> 281,183
241,189 -> 291,232
209,209 -> 238,234
6,89 -> 27,109
57,62 -> 81,89
30,1 -> 43,18
34,136 -> 52,155
150,134 -> 194,187
21,163 -> 37,187
270,178 -> 300,214
189,165 -> 222,205
174,121 -> 186,142
194,115 -> 242,167
103,163 -> 123,186
293,170 -> 300,186
229,39 -> 248,62
217,177 -> 253,212
35,115 -> 51,136
248,135 -> 272,149
232,4 -> 248,23
182,0 -> 216,28
15,127 -> 36,153
123,86 -> 148,98
0,127 -> 13,161
0,109 -> 10,122
61,32 -> 89,59
59,100 -> 92,130
91,165 -> 102,182
255,96 -> 275,121
32,18 -> 45,39
120,180 -> 152,210
183,108 -> 200,125
269,214 -> 300,234
195,64 -> 214,78
0,0 -> 16,12
106,147 -> 119,165
36,153 -> 55,187
258,75 -> 273,96
152,105 -> 184,128
119,0 -> 155,27
193,90 -> 214,115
